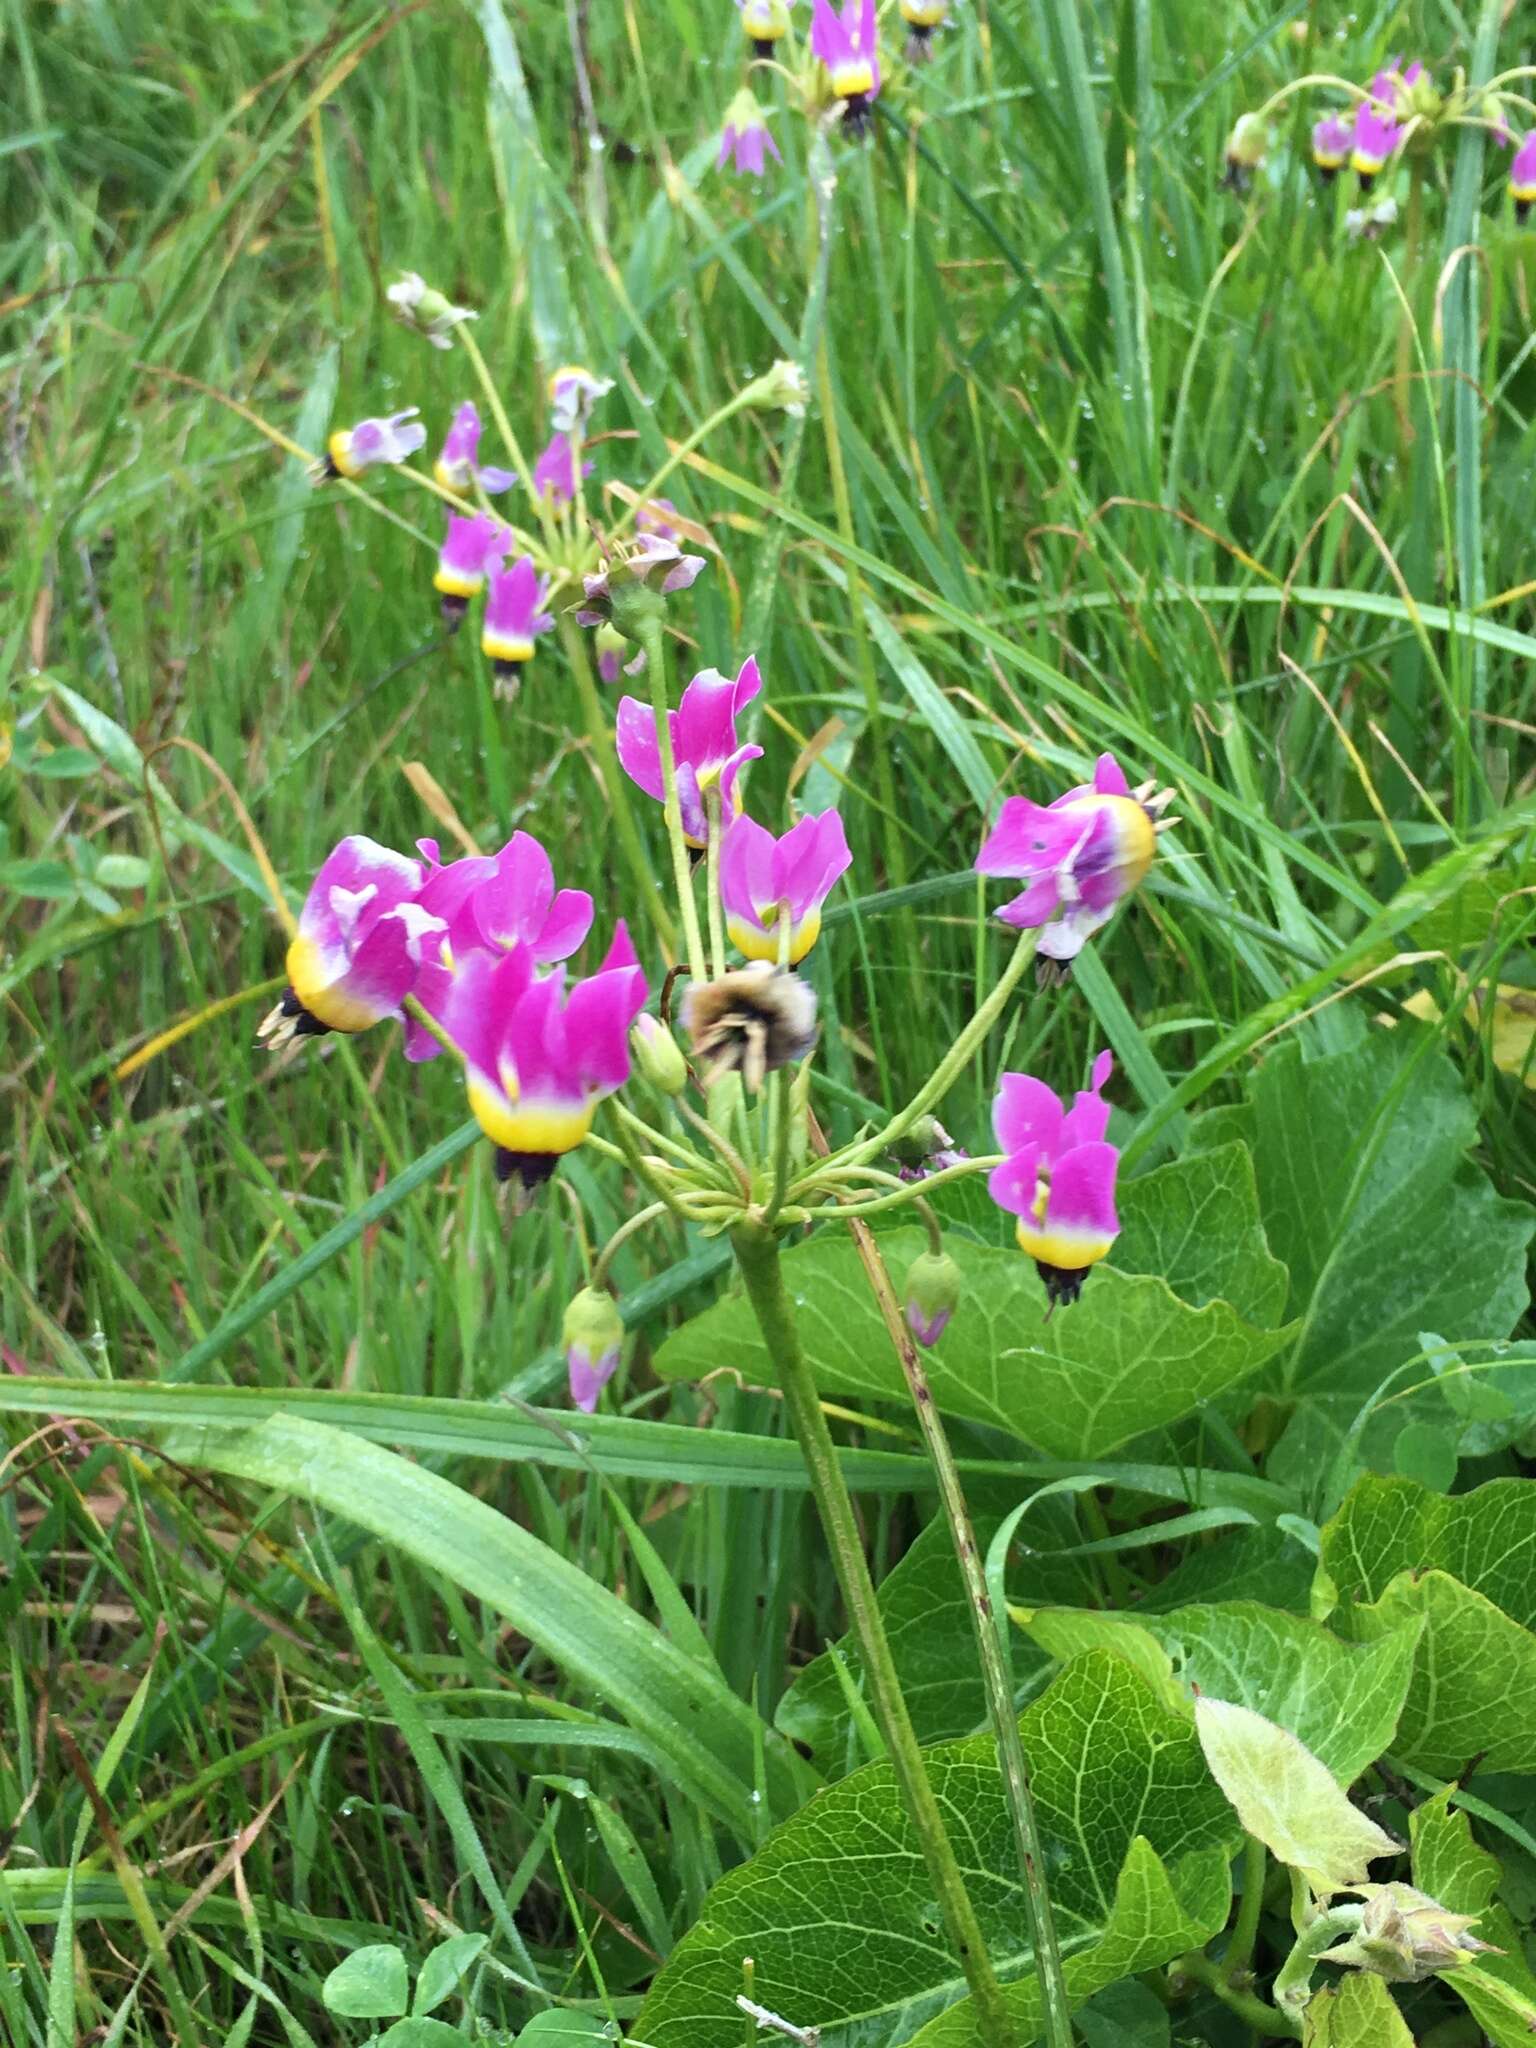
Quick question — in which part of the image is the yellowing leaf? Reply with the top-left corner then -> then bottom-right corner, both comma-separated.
1302,1973 -> 1413,2048
1194,1696 -> 1400,1892
1401,983 -> 1536,1088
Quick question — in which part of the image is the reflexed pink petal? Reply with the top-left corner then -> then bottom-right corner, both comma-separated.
615,694 -> 666,803
342,906 -> 432,1017
719,124 -> 738,171
810,0 -> 845,63
658,551 -> 706,594
975,797 -> 1084,877
1091,753 -> 1131,797
987,1145 -> 1047,1220
473,833 -> 557,951
993,1074 -> 1064,1158
1091,1049 -> 1114,1091
565,955 -> 648,1093
994,875 -> 1062,929
781,809 -> 851,917
716,742 -> 763,822
477,464 -> 517,494
1061,1068 -> 1112,1150
299,837 -> 421,949
720,813 -> 778,929
1045,1141 -> 1120,1241
596,919 -> 640,975
536,889 -> 595,963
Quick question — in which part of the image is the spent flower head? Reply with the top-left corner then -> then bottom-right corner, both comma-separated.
386,272 -> 478,349
739,358 -> 810,417
576,532 -> 709,640
682,965 -> 817,1091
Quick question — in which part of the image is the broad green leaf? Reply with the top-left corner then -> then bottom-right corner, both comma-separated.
1408,1778 -> 1536,2046
1345,1571 -> 1536,1777
1194,1697 -> 1399,1890
322,1944 -> 409,2020
160,1416 -> 810,1836
1109,1141 -> 1288,1325
655,1227 -> 1294,1460
379,2023 -> 469,2048
778,1497 -> 1090,1762
515,2012 -> 617,2048
1021,1601 -> 1420,1783
1321,1476 -> 1536,1629
1301,1973 -> 1413,2048
1239,1034 -> 1532,1403
413,1935 -> 489,2017
636,1653 -> 1235,2048
1072,1978 -> 1169,2048
1140,1525 -> 1316,1614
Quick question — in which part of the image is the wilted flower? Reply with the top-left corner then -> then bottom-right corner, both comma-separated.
1366,56 -> 1435,122
1221,111 -> 1269,191
719,87 -> 782,176
314,409 -> 427,482
548,365 -> 614,435
439,925 -> 648,1191
562,1285 -> 625,1411
434,401 -> 517,495
532,432 -> 593,508
1345,196 -> 1399,242
719,809 -> 851,965
900,0 -> 946,62
481,556 -> 556,692
1350,100 -> 1401,186
904,1247 -> 960,1347
575,533 -> 708,638
682,963 -> 817,1091
739,358 -> 810,417
1311,113 -> 1353,180
257,837 -> 442,1050
1512,133 -> 1536,221
404,830 -> 593,1062
891,1114 -> 968,1182
811,0 -> 880,132
595,620 -> 646,685
386,272 -> 477,349
615,656 -> 763,847
1319,1885 -> 1498,1984
434,513 -> 511,629
739,0 -> 792,57
974,752 -> 1172,976
631,1010 -> 689,1095
988,1052 -> 1119,1309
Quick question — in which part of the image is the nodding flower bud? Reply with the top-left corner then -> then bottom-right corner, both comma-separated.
890,1114 -> 959,1171
904,1248 -> 961,1348
385,272 -> 477,349
631,1012 -> 689,1096
739,358 -> 810,418
1222,111 -> 1269,191
562,1286 -> 625,1413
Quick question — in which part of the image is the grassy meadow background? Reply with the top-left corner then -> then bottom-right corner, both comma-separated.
3,0 -> 1535,2041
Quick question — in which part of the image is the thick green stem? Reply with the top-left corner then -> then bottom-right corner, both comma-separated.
1272,1906 -> 1363,2020
837,930 -> 1036,1171
1175,1954 -> 1300,2040
826,1200 -> 1073,2048
1223,1836 -> 1268,1986
636,617 -> 708,975
731,1224 -> 1021,2048
556,613 -> 674,955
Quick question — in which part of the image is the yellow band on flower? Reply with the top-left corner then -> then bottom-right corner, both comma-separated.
326,431 -> 363,479
482,631 -> 535,663
1015,1216 -> 1115,1273
467,1077 -> 595,1156
434,568 -> 483,597
286,934 -> 386,1033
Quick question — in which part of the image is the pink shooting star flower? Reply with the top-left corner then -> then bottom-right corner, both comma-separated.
1512,134 -> 1536,221
739,0 -> 792,58
434,401 -> 517,495
719,88 -> 782,176
1311,113 -> 1353,180
615,655 -> 763,848
257,837 -> 443,1050
532,432 -> 594,509
811,0 -> 880,133
434,513 -> 511,630
1350,101 -> 1401,187
314,409 -> 426,482
719,809 -> 852,966
404,831 -> 595,1063
988,1052 -> 1121,1309
1366,56 -> 1427,118
974,752 -> 1172,979
481,556 -> 555,694
439,924 -> 648,1193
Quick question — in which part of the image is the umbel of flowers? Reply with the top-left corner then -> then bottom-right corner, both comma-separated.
1220,50 -> 1536,223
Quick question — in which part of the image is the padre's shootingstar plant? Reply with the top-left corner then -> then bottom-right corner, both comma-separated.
264,275 -> 1179,2048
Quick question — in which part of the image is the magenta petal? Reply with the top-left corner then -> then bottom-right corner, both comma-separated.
988,1145 -> 1046,1221
993,1073 -> 1064,1158
597,919 -> 640,975
537,889 -> 595,963
1045,1142 -> 1121,1241
477,464 -> 517,494
810,0 -> 844,63
1091,1049 -> 1114,1092
1091,753 -> 1131,797
716,742 -> 763,821
780,809 -> 851,918
719,124 -> 737,171
720,812 -> 778,927
1061,1082 -> 1111,1151
299,837 -> 421,949
659,553 -> 706,594
473,832 -> 556,951
975,798 -> 1082,877
342,907 -> 426,1016
564,960 -> 648,1094
615,695 -> 666,804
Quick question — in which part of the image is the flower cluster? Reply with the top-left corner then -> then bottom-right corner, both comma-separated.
1225,52 -> 1533,224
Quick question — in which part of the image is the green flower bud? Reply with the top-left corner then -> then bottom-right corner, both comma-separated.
632,1013 -> 689,1096
904,1248 -> 961,1348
